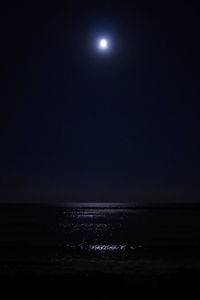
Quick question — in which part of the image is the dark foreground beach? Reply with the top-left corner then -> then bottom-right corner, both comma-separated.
2,269 -> 200,299
1,203 -> 200,299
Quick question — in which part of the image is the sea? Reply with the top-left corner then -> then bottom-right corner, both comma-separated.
1,202 -> 200,276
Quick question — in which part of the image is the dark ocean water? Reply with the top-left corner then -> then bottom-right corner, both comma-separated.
1,203 -> 200,275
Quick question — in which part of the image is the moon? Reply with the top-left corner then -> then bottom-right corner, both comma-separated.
99,39 -> 108,50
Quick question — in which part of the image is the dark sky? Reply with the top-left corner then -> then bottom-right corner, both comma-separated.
1,0 -> 200,203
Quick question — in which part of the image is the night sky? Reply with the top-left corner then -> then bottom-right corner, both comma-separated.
1,0 -> 200,203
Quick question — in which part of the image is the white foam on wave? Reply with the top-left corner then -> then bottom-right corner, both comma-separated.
89,245 -> 126,251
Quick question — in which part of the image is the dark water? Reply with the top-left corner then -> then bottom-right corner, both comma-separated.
1,203 -> 200,275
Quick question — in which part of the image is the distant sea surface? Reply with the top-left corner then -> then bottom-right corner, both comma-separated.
1,202 -> 200,275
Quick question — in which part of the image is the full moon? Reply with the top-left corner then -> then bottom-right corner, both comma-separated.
99,39 -> 108,50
